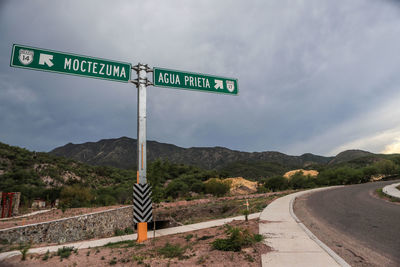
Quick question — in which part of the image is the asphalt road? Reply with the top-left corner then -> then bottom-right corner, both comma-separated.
299,180 -> 400,265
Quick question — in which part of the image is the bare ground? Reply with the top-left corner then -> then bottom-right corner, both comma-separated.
294,193 -> 396,267
0,219 -> 270,267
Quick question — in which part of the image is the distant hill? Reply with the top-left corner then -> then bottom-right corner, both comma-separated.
328,149 -> 374,165
50,137 -> 335,170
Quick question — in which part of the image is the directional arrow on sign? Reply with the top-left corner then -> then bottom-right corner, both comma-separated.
39,54 -> 54,67
214,79 -> 223,89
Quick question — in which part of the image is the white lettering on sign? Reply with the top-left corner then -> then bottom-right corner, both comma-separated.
88,61 -> 93,72
120,67 -> 126,78
63,57 -> 127,78
80,60 -> 87,72
158,72 -> 181,85
184,76 -> 210,88
72,59 -> 79,71
99,63 -> 105,75
64,58 -> 72,69
93,62 -> 98,74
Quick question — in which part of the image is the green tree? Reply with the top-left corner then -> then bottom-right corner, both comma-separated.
60,184 -> 94,208
263,176 -> 289,191
165,179 -> 189,198
204,179 -> 230,197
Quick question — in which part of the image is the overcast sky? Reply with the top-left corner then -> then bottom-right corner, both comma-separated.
1,0 -> 400,156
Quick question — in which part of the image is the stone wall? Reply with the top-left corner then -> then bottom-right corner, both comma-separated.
0,206 -> 134,244
0,205 -> 176,245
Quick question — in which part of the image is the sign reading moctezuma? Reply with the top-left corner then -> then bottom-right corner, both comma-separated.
10,44 -> 131,82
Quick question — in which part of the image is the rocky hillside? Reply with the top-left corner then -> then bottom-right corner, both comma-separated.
50,137 -> 334,170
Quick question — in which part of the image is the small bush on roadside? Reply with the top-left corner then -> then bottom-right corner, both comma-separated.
157,243 -> 186,258
57,246 -> 74,261
104,240 -> 142,249
20,244 -> 30,261
212,225 -> 263,252
109,257 -> 117,265
184,234 -> 193,241
42,250 -> 50,261
114,228 -> 124,236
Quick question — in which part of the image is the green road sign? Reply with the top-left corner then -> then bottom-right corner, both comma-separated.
10,44 -> 131,83
153,67 -> 238,95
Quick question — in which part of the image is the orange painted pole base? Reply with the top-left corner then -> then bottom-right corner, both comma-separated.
137,222 -> 148,242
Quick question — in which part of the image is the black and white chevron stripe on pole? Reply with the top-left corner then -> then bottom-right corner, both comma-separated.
133,183 -> 153,223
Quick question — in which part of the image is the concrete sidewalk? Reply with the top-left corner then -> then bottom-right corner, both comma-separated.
259,187 -> 350,267
0,212 -> 260,261
383,182 -> 400,199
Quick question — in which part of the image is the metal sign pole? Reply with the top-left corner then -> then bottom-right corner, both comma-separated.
137,64 -> 147,185
131,63 -> 153,242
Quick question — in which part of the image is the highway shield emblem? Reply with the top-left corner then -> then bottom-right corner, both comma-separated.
226,80 -> 235,92
18,49 -> 34,65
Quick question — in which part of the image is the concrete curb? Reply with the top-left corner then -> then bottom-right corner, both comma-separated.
289,193 -> 351,267
382,182 -> 400,199
260,187 -> 351,267
0,212 -> 260,261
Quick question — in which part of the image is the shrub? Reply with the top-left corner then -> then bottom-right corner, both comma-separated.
165,179 -> 189,198
263,176 -> 289,191
289,172 -> 317,189
42,250 -> 50,261
20,244 -> 30,261
184,234 -> 193,241
109,257 -> 117,265
374,160 -> 397,176
57,246 -> 74,261
212,225 -> 263,252
59,185 -> 93,208
157,243 -> 185,258
104,240 -> 142,249
204,178 -> 230,197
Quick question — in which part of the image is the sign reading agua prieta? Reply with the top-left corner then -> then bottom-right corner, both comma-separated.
153,67 -> 238,95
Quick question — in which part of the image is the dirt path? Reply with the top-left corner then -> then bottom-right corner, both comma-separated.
294,192 -> 396,267
1,219 -> 270,267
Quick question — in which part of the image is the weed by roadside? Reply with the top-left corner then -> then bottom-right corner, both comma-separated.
184,234 -> 193,241
114,227 -> 134,236
104,240 -> 144,249
57,246 -> 74,261
157,243 -> 186,259
42,250 -> 50,261
376,188 -> 400,202
109,257 -> 117,265
212,225 -> 264,252
20,243 -> 30,261
132,254 -> 145,264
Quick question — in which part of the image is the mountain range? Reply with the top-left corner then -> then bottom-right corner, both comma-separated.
49,136 -> 375,170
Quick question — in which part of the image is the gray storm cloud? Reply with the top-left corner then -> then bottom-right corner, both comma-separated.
1,0 -> 400,156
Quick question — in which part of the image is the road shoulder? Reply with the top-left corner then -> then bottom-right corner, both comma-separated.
259,188 -> 347,267
294,192 -> 395,267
